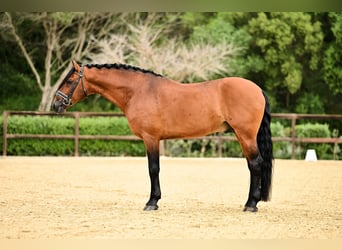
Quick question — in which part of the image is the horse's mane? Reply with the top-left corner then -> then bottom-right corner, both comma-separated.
84,63 -> 163,77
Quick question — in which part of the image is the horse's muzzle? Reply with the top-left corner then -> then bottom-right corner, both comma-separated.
52,100 -> 66,113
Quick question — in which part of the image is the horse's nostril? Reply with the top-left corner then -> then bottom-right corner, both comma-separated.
53,101 -> 63,113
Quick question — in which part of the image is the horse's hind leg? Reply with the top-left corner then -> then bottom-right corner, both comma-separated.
244,152 -> 263,212
234,133 -> 263,212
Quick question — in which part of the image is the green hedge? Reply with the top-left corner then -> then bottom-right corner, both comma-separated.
295,123 -> 334,160
163,121 -> 338,159
165,122 -> 292,158
0,115 -> 145,156
270,122 -> 336,159
0,115 -> 339,159
79,117 -> 145,156
271,121 -> 292,159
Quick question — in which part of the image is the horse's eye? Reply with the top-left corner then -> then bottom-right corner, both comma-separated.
66,79 -> 73,85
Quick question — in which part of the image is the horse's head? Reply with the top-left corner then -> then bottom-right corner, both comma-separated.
53,60 -> 88,113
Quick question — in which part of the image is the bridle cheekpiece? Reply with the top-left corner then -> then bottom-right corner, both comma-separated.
55,65 -> 88,108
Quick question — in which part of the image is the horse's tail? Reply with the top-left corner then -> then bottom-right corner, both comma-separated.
257,91 -> 274,201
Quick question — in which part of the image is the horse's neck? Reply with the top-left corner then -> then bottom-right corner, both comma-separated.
86,68 -> 145,112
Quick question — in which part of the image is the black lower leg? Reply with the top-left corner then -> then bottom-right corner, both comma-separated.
144,150 -> 161,211
244,154 -> 263,212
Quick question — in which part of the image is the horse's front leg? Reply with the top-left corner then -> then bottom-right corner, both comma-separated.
144,148 -> 161,211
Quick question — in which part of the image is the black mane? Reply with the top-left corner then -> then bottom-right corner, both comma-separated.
84,63 -> 163,77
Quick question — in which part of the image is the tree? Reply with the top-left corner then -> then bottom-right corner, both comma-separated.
183,12 -> 263,77
87,13 -> 240,83
248,13 -> 323,94
2,12 -> 124,111
1,12 -> 340,114
323,12 -> 342,95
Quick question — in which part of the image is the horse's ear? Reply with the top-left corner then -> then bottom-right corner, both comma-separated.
72,60 -> 81,71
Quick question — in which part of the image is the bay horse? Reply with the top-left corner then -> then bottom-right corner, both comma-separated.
53,60 -> 273,212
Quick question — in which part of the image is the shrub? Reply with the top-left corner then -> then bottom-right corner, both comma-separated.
165,135 -> 243,158
4,116 -> 75,156
79,117 -> 132,135
221,134 -> 243,158
78,117 -> 145,156
1,115 -> 145,156
271,121 -> 292,159
165,139 -> 204,157
0,115 -> 338,159
296,123 -> 332,159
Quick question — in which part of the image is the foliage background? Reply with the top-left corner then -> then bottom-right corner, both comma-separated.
0,115 -> 339,159
0,12 -> 341,114
0,12 -> 341,158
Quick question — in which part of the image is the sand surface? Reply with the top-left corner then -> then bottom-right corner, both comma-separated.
0,157 -> 341,239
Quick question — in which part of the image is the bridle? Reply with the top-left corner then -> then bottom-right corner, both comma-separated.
55,65 -> 88,107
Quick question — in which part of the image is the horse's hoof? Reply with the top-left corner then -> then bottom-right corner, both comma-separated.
143,205 -> 159,211
243,206 -> 258,212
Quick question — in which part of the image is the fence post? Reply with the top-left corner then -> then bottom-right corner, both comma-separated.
291,114 -> 297,159
218,134 -> 222,158
74,112 -> 79,157
2,111 -> 8,157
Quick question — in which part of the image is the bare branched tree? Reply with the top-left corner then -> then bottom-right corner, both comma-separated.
3,12 -> 241,111
3,12 -> 124,111
86,34 -> 130,64
87,13 -> 241,83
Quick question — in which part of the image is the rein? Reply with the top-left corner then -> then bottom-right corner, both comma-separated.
55,65 -> 88,107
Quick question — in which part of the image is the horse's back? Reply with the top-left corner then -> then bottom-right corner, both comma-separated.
126,76 -> 265,140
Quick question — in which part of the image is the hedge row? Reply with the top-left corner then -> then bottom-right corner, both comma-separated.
296,122 -> 335,159
0,115 -> 145,156
0,115 -> 339,159
271,121 -> 336,159
164,122 -> 339,159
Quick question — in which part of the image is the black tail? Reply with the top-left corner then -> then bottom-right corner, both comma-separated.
257,91 -> 274,201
